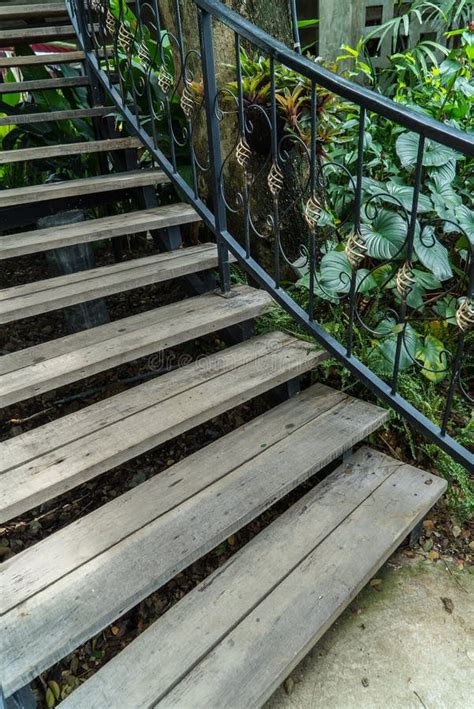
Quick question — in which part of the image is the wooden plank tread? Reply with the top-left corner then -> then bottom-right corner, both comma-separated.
0,106 -> 113,127
0,333 -> 327,524
0,285 -> 271,407
0,204 -> 200,259
0,51 -> 85,69
0,75 -> 89,95
61,448 -> 446,709
0,242 -> 216,324
0,25 -> 77,45
0,4 -> 68,20
0,168 -> 167,210
0,387 -> 387,696
0,137 -> 142,164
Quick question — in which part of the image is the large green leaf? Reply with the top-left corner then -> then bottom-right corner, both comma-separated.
360,210 -> 407,260
427,159 -> 457,187
455,205 -> 474,244
374,318 -> 418,371
416,335 -> 448,383
429,175 -> 462,220
362,178 -> 432,213
434,295 -> 457,326
384,181 -> 432,213
396,131 -> 459,169
414,226 -> 453,281
319,251 -> 377,294
401,268 -> 442,310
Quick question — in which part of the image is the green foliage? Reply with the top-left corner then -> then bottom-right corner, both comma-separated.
0,59 -> 98,188
298,14 -> 473,390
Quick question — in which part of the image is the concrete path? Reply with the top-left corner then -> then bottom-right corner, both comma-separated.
267,553 -> 473,709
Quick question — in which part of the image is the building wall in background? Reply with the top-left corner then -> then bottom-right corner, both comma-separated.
297,0 -> 441,66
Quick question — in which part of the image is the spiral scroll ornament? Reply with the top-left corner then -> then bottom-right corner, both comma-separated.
304,194 -> 321,230
138,41 -> 151,67
118,22 -> 133,54
180,84 -> 195,120
157,65 -> 173,95
345,229 -> 367,269
268,162 -> 284,197
236,137 -> 252,171
105,8 -> 117,36
396,261 -> 416,300
456,298 -> 474,332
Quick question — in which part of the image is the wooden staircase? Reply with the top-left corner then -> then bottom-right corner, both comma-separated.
0,3 -> 447,707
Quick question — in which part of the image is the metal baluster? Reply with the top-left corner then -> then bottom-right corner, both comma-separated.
235,34 -> 251,260
391,134 -> 425,394
307,79 -> 318,321
440,259 -> 474,435
289,0 -> 302,53
269,55 -> 282,290
198,9 -> 231,293
151,0 -> 177,171
175,0 -> 199,197
124,0 -> 142,128
135,0 -> 159,148
346,106 -> 366,358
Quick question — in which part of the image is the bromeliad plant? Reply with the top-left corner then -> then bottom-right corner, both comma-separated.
226,49 -> 345,155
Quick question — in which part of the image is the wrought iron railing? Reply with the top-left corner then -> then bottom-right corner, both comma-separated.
66,0 -> 473,471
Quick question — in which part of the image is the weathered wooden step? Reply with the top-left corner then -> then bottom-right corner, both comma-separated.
0,25 -> 77,45
0,50 -> 85,69
0,136 -> 141,165
0,46 -> 113,70
0,332 -> 326,523
0,168 -> 166,209
0,75 -> 89,95
0,386 -> 387,696
0,106 -> 113,127
0,204 -> 199,259
0,4 -> 68,20
0,285 -> 270,407
62,448 -> 445,709
0,243 -> 215,324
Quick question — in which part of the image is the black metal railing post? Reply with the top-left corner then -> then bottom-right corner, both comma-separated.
197,8 -> 231,293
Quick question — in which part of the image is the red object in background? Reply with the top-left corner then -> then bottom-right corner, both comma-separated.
0,44 -> 75,53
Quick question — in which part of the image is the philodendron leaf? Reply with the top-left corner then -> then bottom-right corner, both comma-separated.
383,181 -> 432,213
416,334 -> 448,383
414,226 -> 453,281
455,205 -> 474,244
434,295 -> 457,326
428,158 -> 457,187
401,268 -> 442,310
374,317 -> 418,370
361,209 -> 407,260
319,251 -> 377,294
396,131 -> 459,169
296,272 -> 339,303
429,176 -> 462,219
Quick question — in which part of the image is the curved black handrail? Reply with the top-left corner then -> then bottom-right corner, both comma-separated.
66,0 -> 473,472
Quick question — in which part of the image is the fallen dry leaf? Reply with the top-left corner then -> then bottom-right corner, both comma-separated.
284,677 -> 294,695
441,597 -> 454,614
